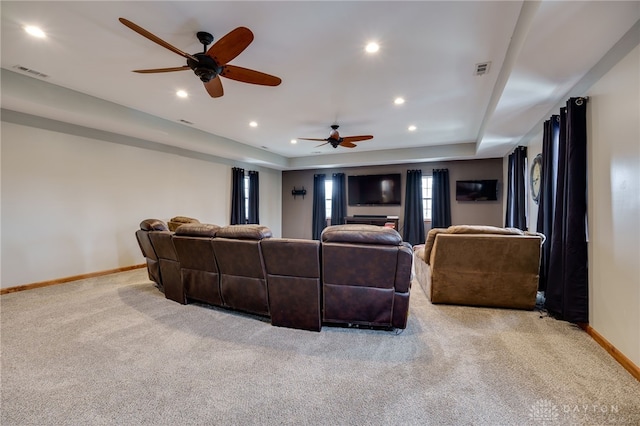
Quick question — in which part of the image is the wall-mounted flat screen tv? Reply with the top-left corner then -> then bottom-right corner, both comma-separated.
348,173 -> 402,206
455,180 -> 498,201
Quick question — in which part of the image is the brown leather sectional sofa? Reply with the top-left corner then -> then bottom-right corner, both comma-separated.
135,220 -> 413,332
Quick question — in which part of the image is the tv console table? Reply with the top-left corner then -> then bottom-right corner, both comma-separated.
344,216 -> 399,230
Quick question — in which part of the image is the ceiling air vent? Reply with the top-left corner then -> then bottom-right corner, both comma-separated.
13,65 -> 49,79
474,61 -> 491,76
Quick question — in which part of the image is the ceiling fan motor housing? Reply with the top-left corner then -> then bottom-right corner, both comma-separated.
188,54 -> 221,82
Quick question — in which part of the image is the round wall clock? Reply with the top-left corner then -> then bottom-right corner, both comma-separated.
530,154 -> 542,204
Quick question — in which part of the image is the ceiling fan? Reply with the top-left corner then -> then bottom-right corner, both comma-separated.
299,125 -> 373,148
118,18 -> 281,98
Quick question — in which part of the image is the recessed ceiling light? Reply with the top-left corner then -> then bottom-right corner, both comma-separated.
365,42 -> 379,53
290,139 -> 297,144
176,90 -> 188,98
394,97 -> 405,105
24,25 -> 46,38
408,125 -> 417,131
249,121 -> 258,127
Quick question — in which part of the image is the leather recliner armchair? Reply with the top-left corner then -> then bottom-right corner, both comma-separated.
320,224 -> 412,329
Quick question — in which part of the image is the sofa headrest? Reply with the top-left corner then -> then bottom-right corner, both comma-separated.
447,225 -> 524,235
321,224 -> 403,245
139,219 -> 168,231
170,216 -> 200,224
422,225 -> 544,264
174,223 -> 220,237
216,224 -> 272,240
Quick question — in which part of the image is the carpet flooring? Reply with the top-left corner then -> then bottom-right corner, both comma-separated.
1,268 -> 639,425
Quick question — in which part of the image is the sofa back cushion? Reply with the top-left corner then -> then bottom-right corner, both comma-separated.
148,231 -> 178,261
212,238 -> 269,316
261,239 -> 320,278
261,238 -> 321,331
172,226 -> 222,306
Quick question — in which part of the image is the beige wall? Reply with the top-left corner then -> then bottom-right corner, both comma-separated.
1,120 -> 282,288
282,158 -> 504,239
586,44 -> 640,366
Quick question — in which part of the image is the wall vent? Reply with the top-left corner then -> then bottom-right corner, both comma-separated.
13,65 -> 49,79
474,61 -> 491,76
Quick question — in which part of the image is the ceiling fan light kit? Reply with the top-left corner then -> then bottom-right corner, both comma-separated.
119,18 -> 281,98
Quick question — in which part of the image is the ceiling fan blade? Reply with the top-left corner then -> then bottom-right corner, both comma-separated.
119,18 -> 197,61
315,141 -> 331,148
342,135 -> 374,143
340,141 -> 357,148
298,138 -> 327,142
206,27 -> 254,65
220,65 -> 282,86
133,66 -> 190,73
204,76 -> 224,98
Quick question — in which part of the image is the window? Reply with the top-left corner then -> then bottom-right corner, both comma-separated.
325,179 -> 333,220
244,175 -> 250,223
422,176 -> 433,221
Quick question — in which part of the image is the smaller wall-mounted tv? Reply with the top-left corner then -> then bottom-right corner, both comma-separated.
348,173 -> 402,206
456,180 -> 498,201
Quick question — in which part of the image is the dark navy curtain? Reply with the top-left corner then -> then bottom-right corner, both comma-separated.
230,167 -> 245,225
247,170 -> 259,224
330,173 -> 346,225
403,169 -> 425,246
545,97 -> 588,323
431,169 -> 451,228
536,115 -> 560,291
311,174 -> 326,240
504,146 -> 528,230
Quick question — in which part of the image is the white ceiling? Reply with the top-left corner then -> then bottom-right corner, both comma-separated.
2,1 -> 639,170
